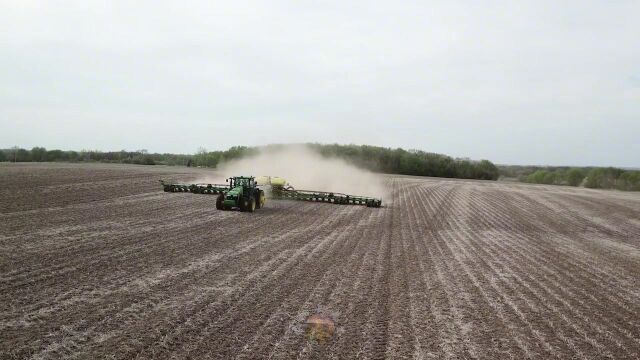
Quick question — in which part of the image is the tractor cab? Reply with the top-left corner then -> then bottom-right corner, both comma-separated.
228,176 -> 255,189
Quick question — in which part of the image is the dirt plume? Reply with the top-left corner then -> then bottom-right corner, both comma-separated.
206,145 -> 387,199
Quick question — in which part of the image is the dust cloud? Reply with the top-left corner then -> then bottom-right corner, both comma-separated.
200,145 -> 387,199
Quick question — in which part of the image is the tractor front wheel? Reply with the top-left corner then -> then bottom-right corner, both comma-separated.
216,194 -> 224,210
239,198 -> 249,212
248,197 -> 256,213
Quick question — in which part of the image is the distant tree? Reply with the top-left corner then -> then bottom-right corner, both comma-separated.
542,172 -> 556,184
31,147 -> 47,162
476,160 -> 500,180
15,148 -> 31,162
0,150 -> 6,162
204,152 -> 221,167
527,170 -> 548,184
89,150 -> 105,162
566,168 -> 585,187
583,171 -> 598,188
67,151 -> 79,162
46,149 -> 66,161
616,171 -> 640,191
142,155 -> 155,165
194,147 -> 208,167
584,168 -> 623,189
115,150 -> 126,162
78,150 -> 91,162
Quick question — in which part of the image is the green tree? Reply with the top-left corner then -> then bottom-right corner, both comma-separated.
67,151 -> 79,162
584,168 -> 622,189
566,168 -> 585,186
527,170 -> 548,184
46,149 -> 66,161
542,172 -> 556,184
16,148 -> 31,162
616,171 -> 640,191
476,160 -> 500,180
31,147 -> 47,162
194,147 -> 208,167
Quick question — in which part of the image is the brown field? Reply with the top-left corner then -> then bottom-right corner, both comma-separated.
1,163 -> 640,359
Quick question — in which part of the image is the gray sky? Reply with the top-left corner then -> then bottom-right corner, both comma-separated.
1,1 -> 638,166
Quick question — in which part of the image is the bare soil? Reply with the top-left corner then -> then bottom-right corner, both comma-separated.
1,163 -> 639,359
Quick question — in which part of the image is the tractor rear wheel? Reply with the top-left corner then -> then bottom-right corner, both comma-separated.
248,197 -> 256,213
216,193 -> 224,210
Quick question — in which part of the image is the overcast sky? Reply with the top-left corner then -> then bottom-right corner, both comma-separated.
1,1 -> 638,166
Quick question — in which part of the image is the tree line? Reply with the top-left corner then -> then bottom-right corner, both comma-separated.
499,165 -> 640,191
1,144 -> 500,181
306,144 -> 499,180
0,147 -> 185,166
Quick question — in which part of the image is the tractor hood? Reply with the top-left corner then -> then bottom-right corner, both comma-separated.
225,186 -> 243,198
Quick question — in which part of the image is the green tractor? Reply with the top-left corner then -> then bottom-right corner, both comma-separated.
216,176 -> 266,212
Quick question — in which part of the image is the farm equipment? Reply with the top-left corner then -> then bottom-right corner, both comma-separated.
161,176 -> 264,212
256,176 -> 382,207
160,175 -> 382,210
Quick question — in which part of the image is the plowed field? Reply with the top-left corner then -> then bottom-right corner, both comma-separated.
1,163 -> 639,359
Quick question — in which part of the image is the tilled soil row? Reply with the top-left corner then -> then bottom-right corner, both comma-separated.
1,163 -> 639,359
